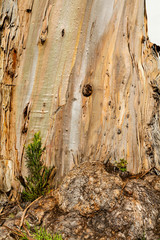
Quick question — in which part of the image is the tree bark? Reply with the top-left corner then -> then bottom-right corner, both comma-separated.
0,0 -> 160,193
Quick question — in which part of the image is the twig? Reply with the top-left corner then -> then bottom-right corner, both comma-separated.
17,202 -> 23,211
120,179 -> 129,195
4,225 -> 24,237
20,196 -> 42,228
4,224 -> 35,240
0,212 -> 6,216
23,224 -> 31,237
0,207 -> 4,214
140,167 -> 154,179
128,166 -> 158,180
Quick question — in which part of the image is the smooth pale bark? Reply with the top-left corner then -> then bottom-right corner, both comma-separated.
0,0 -> 159,192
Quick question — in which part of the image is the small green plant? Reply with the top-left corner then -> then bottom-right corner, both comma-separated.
115,158 -> 127,172
21,132 -> 53,202
32,227 -> 63,240
9,221 -> 63,240
21,221 -> 63,240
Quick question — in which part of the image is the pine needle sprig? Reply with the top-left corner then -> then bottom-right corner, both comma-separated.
21,132 -> 54,202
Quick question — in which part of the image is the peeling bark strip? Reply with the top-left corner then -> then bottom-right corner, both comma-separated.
21,102 -> 31,134
0,0 -> 160,192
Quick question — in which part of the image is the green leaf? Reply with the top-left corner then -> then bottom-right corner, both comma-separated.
115,158 -> 127,172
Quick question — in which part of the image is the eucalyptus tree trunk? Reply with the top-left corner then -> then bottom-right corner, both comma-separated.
0,0 -> 159,193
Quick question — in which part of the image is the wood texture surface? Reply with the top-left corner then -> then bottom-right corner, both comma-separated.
0,0 -> 159,192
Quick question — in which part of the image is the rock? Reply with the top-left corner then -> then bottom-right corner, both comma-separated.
1,161 -> 160,239
154,180 -> 160,191
27,162 -> 160,239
